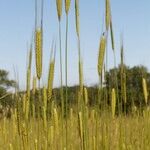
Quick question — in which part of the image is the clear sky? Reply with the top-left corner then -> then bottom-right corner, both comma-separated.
0,0 -> 150,89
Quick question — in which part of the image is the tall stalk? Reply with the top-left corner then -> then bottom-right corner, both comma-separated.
58,21 -> 64,115
65,0 -> 71,148
56,0 -> 64,148
35,0 -> 44,147
120,38 -> 127,114
75,0 -> 85,149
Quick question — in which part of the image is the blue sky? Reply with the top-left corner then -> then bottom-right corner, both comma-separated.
0,0 -> 150,89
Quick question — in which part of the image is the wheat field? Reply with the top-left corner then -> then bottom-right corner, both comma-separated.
0,0 -> 150,150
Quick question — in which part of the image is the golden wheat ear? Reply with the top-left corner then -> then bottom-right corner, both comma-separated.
111,88 -> 116,118
56,0 -> 62,21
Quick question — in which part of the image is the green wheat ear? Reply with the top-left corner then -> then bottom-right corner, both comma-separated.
106,0 -> 111,30
98,34 -> 106,77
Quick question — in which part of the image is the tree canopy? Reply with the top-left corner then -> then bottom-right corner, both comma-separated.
0,69 -> 16,106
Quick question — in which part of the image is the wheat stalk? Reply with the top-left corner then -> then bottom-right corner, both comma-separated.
120,40 -> 127,104
123,72 -> 127,104
23,94 -> 26,115
25,68 -> 31,120
50,126 -> 54,147
79,60 -> 83,96
9,144 -> 13,150
34,139 -> 38,150
43,86 -> 47,109
65,0 -> 71,147
56,1 -> 64,141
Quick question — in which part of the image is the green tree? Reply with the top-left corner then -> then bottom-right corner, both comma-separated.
106,65 -> 150,113
0,69 -> 16,107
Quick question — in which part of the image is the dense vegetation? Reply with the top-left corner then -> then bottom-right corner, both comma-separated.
0,65 -> 149,115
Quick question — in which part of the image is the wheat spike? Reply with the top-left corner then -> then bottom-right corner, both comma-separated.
21,123 -> 28,149
53,108 -> 59,135
28,44 -> 32,70
142,78 -> 148,105
12,112 -> 17,136
26,68 -> 31,98
27,45 -> 32,97
84,87 -> 88,105
9,144 -> 13,150
91,109 -> 95,123
106,0 -> 111,30
32,103 -> 35,118
25,68 -> 31,120
79,60 -> 83,95
43,106 -> 47,129
16,94 -> 21,136
123,72 -> 127,103
120,41 -> 127,104
110,18 -> 115,50
65,0 -> 71,14
32,76 -> 37,95
34,139 -> 38,150
23,94 -> 26,115
78,111 -> 83,141
25,93 -> 30,120
35,28 -> 42,80
98,34 -> 106,77
47,41 -> 55,101
93,136 -> 96,150
26,46 -> 31,120
47,60 -> 55,101
70,108 -> 73,128
50,126 -> 54,147
43,86 -> 47,109
111,88 -> 116,118
121,41 -> 124,69
75,0 -> 80,37
56,0 -> 62,21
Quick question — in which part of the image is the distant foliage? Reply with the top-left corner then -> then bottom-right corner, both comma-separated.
0,69 -> 16,107
106,65 -> 150,113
